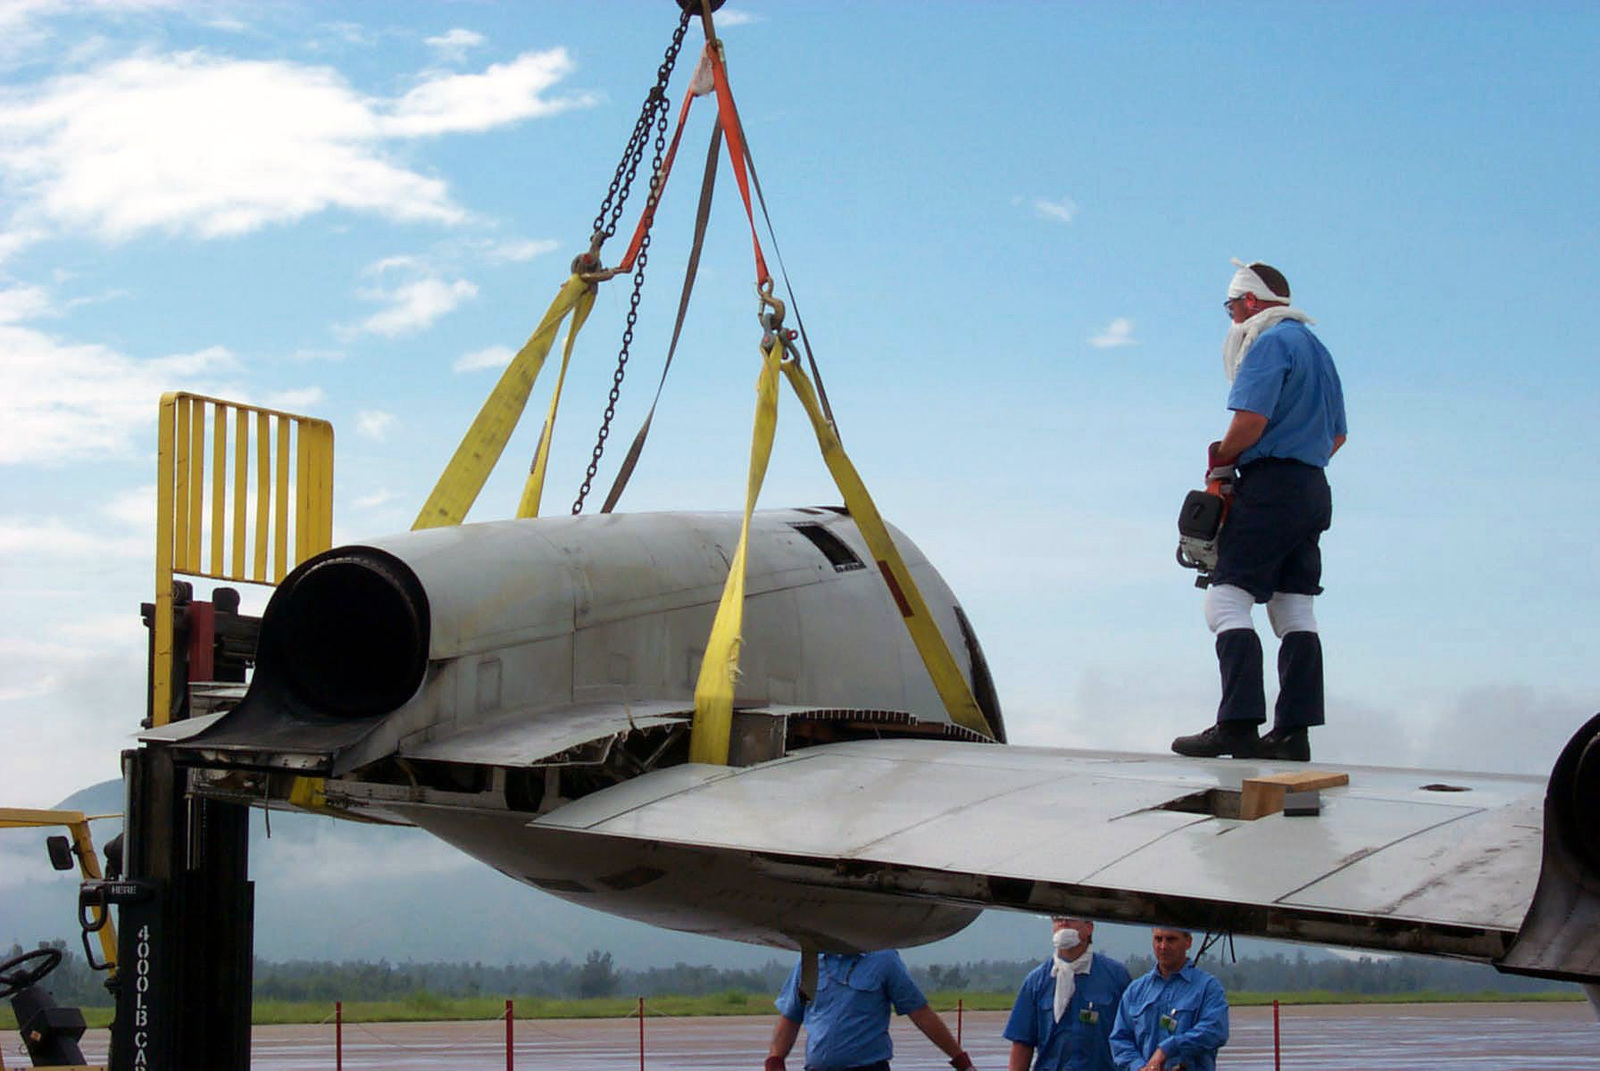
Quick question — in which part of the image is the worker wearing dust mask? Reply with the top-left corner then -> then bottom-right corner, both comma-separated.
1003,916 -> 1131,1071
1172,260 -> 1347,762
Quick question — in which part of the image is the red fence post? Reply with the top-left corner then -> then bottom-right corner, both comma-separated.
957,998 -> 963,1045
506,998 -> 514,1071
638,996 -> 646,1071
1273,999 -> 1281,1071
335,1000 -> 342,1071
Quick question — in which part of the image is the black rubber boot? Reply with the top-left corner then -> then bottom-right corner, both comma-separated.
1274,631 -> 1325,729
1171,721 -> 1260,758
1171,629 -> 1265,758
1215,628 -> 1266,726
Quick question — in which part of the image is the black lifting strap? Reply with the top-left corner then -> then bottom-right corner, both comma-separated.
601,121 -> 723,514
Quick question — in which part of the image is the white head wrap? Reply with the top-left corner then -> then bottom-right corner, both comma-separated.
1050,927 -> 1092,1022
1221,259 -> 1314,381
1226,257 -> 1289,303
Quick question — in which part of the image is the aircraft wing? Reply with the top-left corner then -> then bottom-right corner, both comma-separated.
524,738 -> 1554,967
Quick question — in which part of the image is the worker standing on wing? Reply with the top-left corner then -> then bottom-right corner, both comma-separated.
1004,915 -> 1131,1071
765,949 -> 975,1071
1172,260 -> 1347,763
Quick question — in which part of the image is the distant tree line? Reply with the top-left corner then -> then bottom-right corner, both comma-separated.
8,941 -> 1573,1009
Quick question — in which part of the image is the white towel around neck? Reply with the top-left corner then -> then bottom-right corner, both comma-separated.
1052,952 -> 1094,1022
1223,304 -> 1315,381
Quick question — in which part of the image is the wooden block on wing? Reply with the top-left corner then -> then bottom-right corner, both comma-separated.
1240,770 -> 1351,820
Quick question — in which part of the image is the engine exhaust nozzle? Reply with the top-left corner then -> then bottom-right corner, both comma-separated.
259,547 -> 430,719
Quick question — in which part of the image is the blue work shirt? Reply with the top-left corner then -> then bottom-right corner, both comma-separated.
1003,952 -> 1132,1071
1227,320 -> 1347,468
775,951 -> 927,1070
1108,963 -> 1228,1071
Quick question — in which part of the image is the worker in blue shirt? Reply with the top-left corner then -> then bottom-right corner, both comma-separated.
1004,915 -> 1131,1071
1173,259 -> 1347,763
1109,928 -> 1228,1071
766,949 -> 974,1071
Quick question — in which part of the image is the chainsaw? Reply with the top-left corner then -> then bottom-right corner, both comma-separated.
1176,474 -> 1231,588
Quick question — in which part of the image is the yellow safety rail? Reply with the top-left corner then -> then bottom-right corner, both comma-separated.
152,392 -> 334,727
415,274 -> 596,529
688,320 -> 994,765
0,808 -> 120,978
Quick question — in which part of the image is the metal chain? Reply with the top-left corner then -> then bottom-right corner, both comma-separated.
587,9 -> 692,250
572,11 -> 690,514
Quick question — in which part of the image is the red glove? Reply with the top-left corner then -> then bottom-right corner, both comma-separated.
950,1052 -> 974,1071
1205,440 -> 1237,490
764,1057 -> 786,1071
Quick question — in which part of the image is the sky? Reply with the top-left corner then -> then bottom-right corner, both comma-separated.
2,0 -> 1598,824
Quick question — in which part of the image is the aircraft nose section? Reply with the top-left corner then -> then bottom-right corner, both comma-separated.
264,548 -> 430,718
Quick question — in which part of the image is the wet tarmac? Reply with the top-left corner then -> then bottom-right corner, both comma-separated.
41,1002 -> 1595,1069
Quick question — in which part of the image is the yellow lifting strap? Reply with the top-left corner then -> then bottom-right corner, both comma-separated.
688,337 -> 995,765
779,357 -> 993,739
688,333 -> 783,765
414,273 -> 594,529
517,285 -> 598,518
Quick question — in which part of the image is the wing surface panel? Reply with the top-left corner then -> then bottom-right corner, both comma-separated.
1082,795 -> 1483,904
1281,795 -> 1541,920
535,738 -> 1543,940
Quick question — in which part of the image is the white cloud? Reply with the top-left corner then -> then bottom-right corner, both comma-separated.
1089,317 -> 1136,349
0,1 -> 183,61
1033,197 -> 1078,224
0,225 -> 48,263
102,484 -> 156,529
383,49 -> 594,138
263,386 -> 325,411
0,283 -> 52,322
0,518 -> 141,558
0,48 -> 596,246
356,409 -> 397,441
484,237 -> 557,264
453,344 -> 512,373
353,488 -> 394,509
0,324 -> 239,464
425,28 -> 485,62
349,275 -> 476,338
713,9 -> 761,27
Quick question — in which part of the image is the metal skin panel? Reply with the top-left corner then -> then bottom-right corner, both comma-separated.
1282,796 -> 1542,923
174,508 -> 985,776
390,803 -> 981,952
525,740 -> 1542,947
359,509 -> 970,730
401,703 -> 689,766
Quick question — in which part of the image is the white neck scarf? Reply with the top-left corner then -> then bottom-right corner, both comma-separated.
1223,304 -> 1314,381
1051,951 -> 1093,1022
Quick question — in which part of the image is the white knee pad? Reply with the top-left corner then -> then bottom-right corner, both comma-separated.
1204,584 -> 1256,634
1266,592 -> 1318,638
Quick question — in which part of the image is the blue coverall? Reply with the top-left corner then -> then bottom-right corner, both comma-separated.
1108,963 -> 1228,1071
1003,952 -> 1132,1071
775,950 -> 927,1070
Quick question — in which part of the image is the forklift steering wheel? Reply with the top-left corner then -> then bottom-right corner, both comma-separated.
0,947 -> 64,999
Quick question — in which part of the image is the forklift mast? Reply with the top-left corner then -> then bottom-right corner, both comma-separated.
99,393 -> 333,1071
